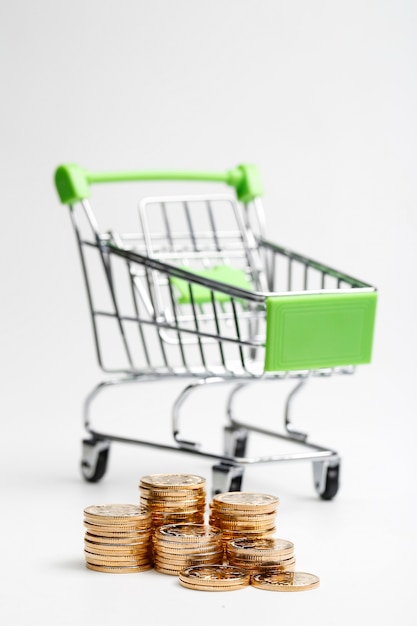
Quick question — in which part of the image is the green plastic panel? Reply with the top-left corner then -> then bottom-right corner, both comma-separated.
264,291 -> 377,371
170,266 -> 253,304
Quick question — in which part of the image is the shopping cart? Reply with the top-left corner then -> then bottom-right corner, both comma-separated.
55,163 -> 377,499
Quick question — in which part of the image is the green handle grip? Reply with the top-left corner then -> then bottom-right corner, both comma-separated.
54,163 -> 263,205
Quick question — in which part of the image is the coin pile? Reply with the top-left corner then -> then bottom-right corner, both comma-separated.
83,504 -> 153,573
209,491 -> 279,549
251,570 -> 320,592
179,564 -> 251,592
139,473 -> 206,528
153,523 -> 224,575
226,537 -> 296,573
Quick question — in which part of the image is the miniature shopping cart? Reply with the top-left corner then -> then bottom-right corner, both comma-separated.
55,163 -> 377,499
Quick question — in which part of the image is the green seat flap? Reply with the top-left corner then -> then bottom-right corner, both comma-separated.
170,265 -> 253,305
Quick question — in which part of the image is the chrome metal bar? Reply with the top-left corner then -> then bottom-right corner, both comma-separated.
284,378 -> 309,441
184,200 -> 199,252
161,202 -> 174,248
206,200 -> 221,251
87,427 -> 339,466
81,200 -> 134,369
171,377 -> 225,447
188,283 -> 208,371
210,291 -> 227,369
69,207 -> 105,371
167,278 -> 188,370
93,310 -> 263,349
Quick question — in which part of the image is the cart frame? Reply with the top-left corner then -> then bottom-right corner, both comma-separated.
55,163 -> 377,499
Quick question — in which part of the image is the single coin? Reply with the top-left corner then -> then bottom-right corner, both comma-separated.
83,522 -> 151,536
219,529 -> 276,540
84,504 -> 150,520
139,474 -> 206,489
153,542 -> 223,555
257,562 -> 296,573
227,537 -> 294,556
251,571 -> 320,592
211,492 -> 279,510
84,530 -> 153,546
139,487 -> 206,498
208,510 -> 276,522
151,511 -> 205,519
179,578 -> 248,592
86,562 -> 152,574
156,524 -> 222,542
228,554 -> 296,566
84,542 -> 150,556
154,565 -> 184,576
211,520 -> 276,531
153,551 -> 224,564
228,558 -> 296,573
141,497 -> 205,507
85,557 -> 151,568
84,550 -> 150,564
179,564 -> 250,586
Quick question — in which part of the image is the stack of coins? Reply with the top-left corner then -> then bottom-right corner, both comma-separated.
251,570 -> 320,592
139,473 -> 206,528
179,564 -> 250,592
83,504 -> 153,573
152,523 -> 224,575
209,492 -> 279,549
226,537 -> 296,573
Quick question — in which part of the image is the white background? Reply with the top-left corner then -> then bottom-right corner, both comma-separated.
1,1 -> 416,624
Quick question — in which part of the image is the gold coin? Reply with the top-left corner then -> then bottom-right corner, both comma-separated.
84,542 -> 150,556
226,537 -> 294,556
228,558 -> 296,573
209,510 -> 274,519
139,474 -> 206,489
151,511 -> 205,519
211,492 -> 279,510
155,524 -> 222,542
139,486 -> 206,498
84,550 -> 150,564
179,579 -> 248,592
153,549 -> 223,562
85,557 -> 151,568
84,504 -> 150,521
141,496 -> 205,506
84,531 -> 152,545
257,561 -> 296,573
143,502 -> 204,512
228,554 -> 295,566
179,564 -> 250,586
154,565 -> 183,576
83,522 -> 151,537
251,571 -> 320,592
219,528 -> 276,539
153,542 -> 223,554
83,518 -> 152,527
86,562 -> 152,574
210,519 -> 276,530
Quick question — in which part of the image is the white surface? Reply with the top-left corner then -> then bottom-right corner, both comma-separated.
1,1 -> 416,623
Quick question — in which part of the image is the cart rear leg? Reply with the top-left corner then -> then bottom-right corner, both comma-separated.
223,425 -> 249,457
212,463 -> 244,495
313,459 -> 340,500
81,438 -> 110,482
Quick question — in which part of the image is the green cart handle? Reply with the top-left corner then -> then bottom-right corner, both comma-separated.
54,163 -> 263,205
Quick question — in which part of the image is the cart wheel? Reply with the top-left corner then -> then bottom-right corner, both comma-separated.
313,460 -> 340,500
81,438 -> 110,483
223,426 -> 248,458
211,462 -> 244,495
